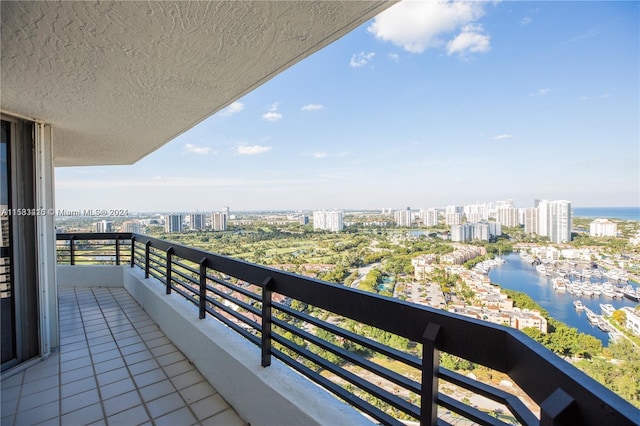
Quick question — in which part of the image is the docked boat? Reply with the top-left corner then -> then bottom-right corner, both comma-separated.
584,308 -> 599,324
622,285 -> 640,302
573,300 -> 585,311
601,282 -> 617,298
552,278 -> 567,292
599,303 -> 615,317
597,320 -> 609,332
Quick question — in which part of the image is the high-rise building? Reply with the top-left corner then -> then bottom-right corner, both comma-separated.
164,214 -> 184,233
496,206 -> 519,228
590,218 -> 617,237
464,203 -> 490,222
445,212 -> 463,226
189,213 -> 205,231
419,208 -> 439,227
451,221 -> 501,242
211,211 -> 227,231
524,208 -> 539,235
121,220 -> 140,233
299,215 -> 309,225
394,207 -> 412,227
96,220 -> 112,233
313,210 -> 344,232
538,200 -> 572,243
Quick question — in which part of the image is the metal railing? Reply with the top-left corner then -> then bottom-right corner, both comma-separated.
56,233 -> 639,425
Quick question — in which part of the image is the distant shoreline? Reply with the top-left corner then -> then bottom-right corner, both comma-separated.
573,207 -> 640,221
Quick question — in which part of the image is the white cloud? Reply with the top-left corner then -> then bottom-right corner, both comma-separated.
183,143 -> 212,155
237,145 -> 272,155
262,112 -> 283,122
520,16 -> 532,26
350,51 -> 375,68
368,0 -> 488,54
263,102 -> 283,121
492,134 -> 514,141
446,24 -> 490,56
222,101 -> 244,116
312,152 -> 329,159
302,104 -> 324,111
530,88 -> 550,96
388,53 -> 400,62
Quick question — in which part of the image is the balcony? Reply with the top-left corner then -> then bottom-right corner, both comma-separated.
13,232 -> 637,425
1,286 -> 245,426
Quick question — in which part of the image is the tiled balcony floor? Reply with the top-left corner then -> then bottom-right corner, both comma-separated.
1,287 -> 247,426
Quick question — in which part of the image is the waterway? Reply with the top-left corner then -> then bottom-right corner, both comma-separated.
488,253 -> 639,346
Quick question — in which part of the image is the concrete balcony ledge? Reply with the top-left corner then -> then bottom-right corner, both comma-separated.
56,265 -> 371,426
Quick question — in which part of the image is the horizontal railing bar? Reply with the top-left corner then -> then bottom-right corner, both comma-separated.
203,295 -> 261,331
169,265 -> 200,287
272,316 -> 421,395
57,232 -> 134,240
171,258 -> 199,276
206,275 -> 261,302
438,394 -> 514,426
439,369 -> 538,426
204,305 -> 261,345
271,332 -> 419,418
205,286 -> 261,318
274,301 -> 422,370
169,284 -> 200,307
271,345 -> 407,426
170,278 -> 200,299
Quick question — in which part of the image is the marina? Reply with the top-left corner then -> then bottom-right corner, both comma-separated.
489,253 -> 639,346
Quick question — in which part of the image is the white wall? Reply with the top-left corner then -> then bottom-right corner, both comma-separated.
57,265 -> 125,288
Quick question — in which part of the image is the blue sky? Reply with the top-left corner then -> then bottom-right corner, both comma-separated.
55,1 -> 639,212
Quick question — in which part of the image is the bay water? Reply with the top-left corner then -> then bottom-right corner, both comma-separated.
488,253 -> 639,346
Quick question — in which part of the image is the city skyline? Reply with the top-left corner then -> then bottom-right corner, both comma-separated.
55,1 -> 639,211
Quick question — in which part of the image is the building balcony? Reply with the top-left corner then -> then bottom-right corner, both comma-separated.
4,232 -> 637,426
1,286 -> 246,426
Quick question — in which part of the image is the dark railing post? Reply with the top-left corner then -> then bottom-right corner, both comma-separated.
166,247 -> 174,295
130,236 -> 136,267
261,277 -> 274,367
69,236 -> 75,265
540,388 -> 578,426
115,237 -> 120,265
145,241 -> 151,278
421,322 -> 441,426
198,257 -> 207,319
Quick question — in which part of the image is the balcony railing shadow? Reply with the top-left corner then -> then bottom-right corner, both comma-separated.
55,233 -> 639,426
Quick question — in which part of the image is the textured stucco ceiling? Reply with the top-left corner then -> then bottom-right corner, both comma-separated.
1,1 -> 392,166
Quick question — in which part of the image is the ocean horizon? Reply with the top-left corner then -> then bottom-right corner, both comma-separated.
573,207 -> 640,221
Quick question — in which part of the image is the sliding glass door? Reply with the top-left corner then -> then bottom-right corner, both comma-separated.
1,117 -> 40,372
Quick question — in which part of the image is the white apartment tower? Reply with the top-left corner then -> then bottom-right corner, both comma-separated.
445,213 -> 463,226
464,203 -> 489,222
524,208 -> 539,235
211,211 -> 227,231
590,218 -> 617,237
96,220 -> 112,233
395,207 -> 413,227
538,200 -> 572,243
164,214 -> 184,233
313,210 -> 344,232
496,206 -> 520,228
419,208 -> 439,227
121,220 -> 141,233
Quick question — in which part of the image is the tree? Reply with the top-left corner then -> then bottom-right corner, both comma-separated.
612,309 -> 627,325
